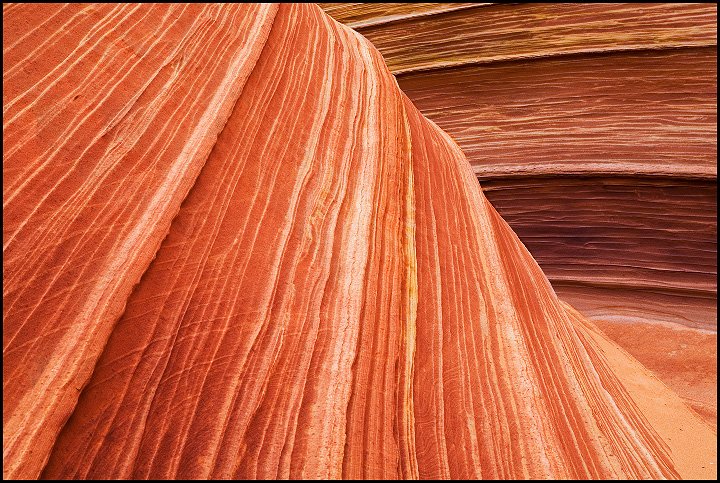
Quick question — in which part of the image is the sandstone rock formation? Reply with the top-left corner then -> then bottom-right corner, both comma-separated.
3,3 -> 715,480
321,0 -> 718,431
321,2 -> 718,331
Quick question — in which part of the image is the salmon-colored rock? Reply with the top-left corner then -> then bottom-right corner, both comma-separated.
323,0 -> 718,435
321,2 -> 718,328
3,3 -> 715,480
3,4 -> 277,478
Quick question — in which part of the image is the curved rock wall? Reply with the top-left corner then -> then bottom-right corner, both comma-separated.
3,3 -> 714,480
321,3 -> 718,331
3,4 -> 278,477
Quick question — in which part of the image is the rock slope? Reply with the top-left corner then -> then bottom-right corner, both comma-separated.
322,0 -> 718,433
3,3 -> 713,480
321,2 -> 718,332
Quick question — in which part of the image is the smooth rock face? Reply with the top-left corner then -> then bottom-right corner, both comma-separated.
2,3 -> 712,480
591,318 -> 717,430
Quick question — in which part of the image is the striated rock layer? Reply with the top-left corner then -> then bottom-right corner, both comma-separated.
322,1 -> 718,431
321,3 -> 718,332
3,3 -> 713,480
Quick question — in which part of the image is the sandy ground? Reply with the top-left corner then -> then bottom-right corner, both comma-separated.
592,318 -> 717,430
565,303 -> 717,480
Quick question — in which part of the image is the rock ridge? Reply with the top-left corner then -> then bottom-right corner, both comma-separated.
3,3 -> 714,480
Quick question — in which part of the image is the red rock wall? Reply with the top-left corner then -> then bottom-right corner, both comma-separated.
2,3 -> 709,480
3,3 -> 277,478
322,3 -> 717,74
321,3 -> 718,331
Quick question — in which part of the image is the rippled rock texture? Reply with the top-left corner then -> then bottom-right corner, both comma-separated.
321,3 -> 718,331
322,0 -> 718,434
3,3 -> 716,480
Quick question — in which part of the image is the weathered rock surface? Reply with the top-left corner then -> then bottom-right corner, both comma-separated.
321,2 -> 717,332
323,0 -> 718,431
321,3 -> 717,74
3,4 -> 277,478
479,177 -> 717,331
3,3 -> 715,480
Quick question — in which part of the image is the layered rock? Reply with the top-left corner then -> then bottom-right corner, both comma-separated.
321,2 -> 718,331
3,3 -> 715,480
321,3 -> 717,74
3,4 -> 278,478
322,1 -> 718,430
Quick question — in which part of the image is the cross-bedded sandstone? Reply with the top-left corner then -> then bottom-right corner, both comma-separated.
3,3 -> 715,480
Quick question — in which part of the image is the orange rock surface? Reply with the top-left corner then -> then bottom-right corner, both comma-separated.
322,0 -> 718,440
321,4 -> 718,326
3,3 -> 715,480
